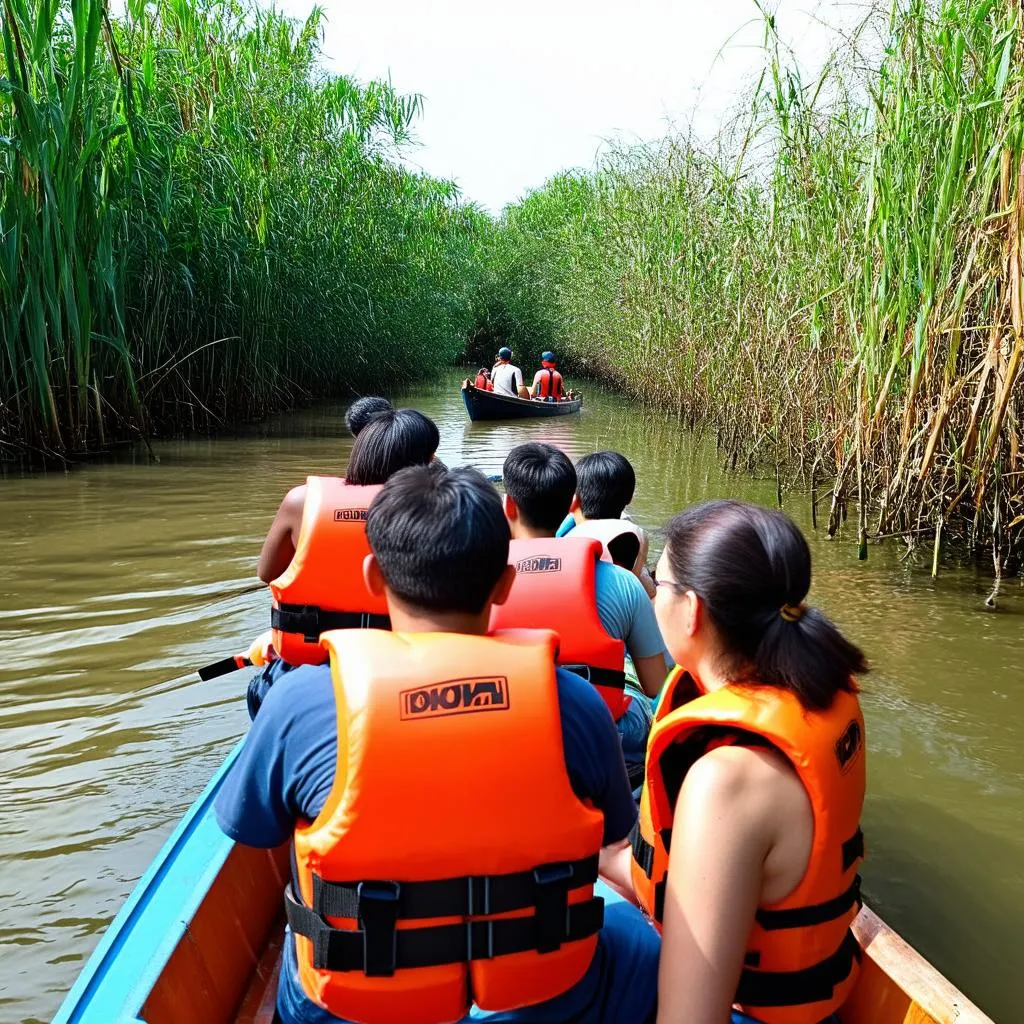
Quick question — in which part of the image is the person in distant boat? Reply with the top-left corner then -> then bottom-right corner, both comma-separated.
245,409 -> 440,717
624,500 -> 867,1024
216,465 -> 661,1024
474,367 -> 494,391
344,395 -> 393,437
557,451 -> 656,597
493,443 -> 670,790
490,346 -> 526,398
532,350 -> 565,402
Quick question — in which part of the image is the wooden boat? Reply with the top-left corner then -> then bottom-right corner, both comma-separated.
53,743 -> 993,1024
462,379 -> 583,421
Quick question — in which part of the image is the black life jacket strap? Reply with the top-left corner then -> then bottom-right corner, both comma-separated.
755,875 -> 862,931
561,664 -> 627,692
630,823 -> 654,879
311,854 -> 599,921
842,828 -> 865,871
286,885 -> 604,978
272,604 -> 391,643
736,928 -> 861,1008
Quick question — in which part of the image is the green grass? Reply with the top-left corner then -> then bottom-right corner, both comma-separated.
479,0 -> 1024,571
1,0 -> 485,456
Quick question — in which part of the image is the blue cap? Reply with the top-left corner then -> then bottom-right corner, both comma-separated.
541,351 -> 556,364
497,347 -> 512,360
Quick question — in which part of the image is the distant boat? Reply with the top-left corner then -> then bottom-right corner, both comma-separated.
52,742 -> 994,1024
462,379 -> 583,421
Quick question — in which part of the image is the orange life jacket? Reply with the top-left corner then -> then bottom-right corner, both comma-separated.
534,368 -> 564,399
632,667 -> 866,1024
571,518 -> 646,575
268,476 -> 389,665
488,537 -> 629,720
475,373 -> 493,391
287,628 -> 606,1024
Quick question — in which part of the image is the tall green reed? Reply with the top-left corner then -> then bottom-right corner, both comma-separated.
1,0 -> 482,457
481,0 -> 1024,574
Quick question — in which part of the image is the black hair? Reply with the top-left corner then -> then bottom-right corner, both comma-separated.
366,464 -> 510,614
662,499 -> 867,711
575,451 -> 636,519
502,443 -> 577,533
345,396 -> 394,437
346,408 -> 439,485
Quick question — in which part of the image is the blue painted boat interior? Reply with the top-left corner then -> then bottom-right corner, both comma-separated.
52,742 -> 243,1024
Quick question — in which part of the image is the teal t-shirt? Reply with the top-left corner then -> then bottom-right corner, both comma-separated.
593,560 -> 664,659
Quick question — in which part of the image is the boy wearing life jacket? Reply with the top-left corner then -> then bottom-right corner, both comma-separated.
216,465 -> 660,1024
492,443 -> 670,789
557,450 -> 656,598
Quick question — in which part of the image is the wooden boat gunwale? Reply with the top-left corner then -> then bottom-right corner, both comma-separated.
461,379 -> 583,421
51,741 -> 288,1024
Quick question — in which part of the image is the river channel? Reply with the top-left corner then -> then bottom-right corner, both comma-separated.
1,370 -> 1021,1022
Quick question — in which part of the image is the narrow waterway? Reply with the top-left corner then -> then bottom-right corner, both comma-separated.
1,370 -> 1021,1022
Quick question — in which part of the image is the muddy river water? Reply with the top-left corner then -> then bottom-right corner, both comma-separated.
1,371 -> 1021,1021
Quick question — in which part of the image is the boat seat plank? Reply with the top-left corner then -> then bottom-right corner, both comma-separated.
235,927 -> 284,1024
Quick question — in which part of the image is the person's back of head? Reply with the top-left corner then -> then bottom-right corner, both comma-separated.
346,408 -> 440,485
497,346 -> 513,363
662,499 -> 868,710
575,451 -> 636,520
503,443 -> 576,534
366,464 -> 510,615
345,396 -> 394,438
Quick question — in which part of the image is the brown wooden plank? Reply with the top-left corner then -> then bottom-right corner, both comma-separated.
234,928 -> 284,1024
840,907 -> 993,1024
142,843 -> 289,1024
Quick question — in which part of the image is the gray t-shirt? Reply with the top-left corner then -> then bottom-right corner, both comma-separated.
491,362 -> 523,396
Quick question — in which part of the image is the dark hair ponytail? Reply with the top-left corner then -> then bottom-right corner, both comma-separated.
663,500 -> 867,710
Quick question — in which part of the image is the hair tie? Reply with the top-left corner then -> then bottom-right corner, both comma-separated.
780,602 -> 807,623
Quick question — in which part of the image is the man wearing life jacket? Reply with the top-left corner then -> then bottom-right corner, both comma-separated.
216,464 -> 660,1024
490,346 -> 526,398
531,351 -> 565,402
626,500 -> 867,1023
556,451 -> 656,598
491,443 -> 669,790
244,409 -> 440,718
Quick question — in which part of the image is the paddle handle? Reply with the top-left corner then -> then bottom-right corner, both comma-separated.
198,654 -> 253,681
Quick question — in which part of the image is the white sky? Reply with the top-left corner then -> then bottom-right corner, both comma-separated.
277,0 -> 862,212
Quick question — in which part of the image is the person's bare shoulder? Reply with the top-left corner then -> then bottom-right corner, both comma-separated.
282,483 -> 306,515
683,742 -> 799,821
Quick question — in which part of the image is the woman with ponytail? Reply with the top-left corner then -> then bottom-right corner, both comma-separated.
630,500 -> 868,1024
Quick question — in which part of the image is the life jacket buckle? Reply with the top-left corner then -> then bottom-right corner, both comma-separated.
532,862 -> 574,953
466,874 -> 492,916
466,918 -> 496,960
357,880 -> 400,977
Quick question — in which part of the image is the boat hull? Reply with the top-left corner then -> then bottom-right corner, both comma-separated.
462,380 -> 583,421
53,749 -> 993,1024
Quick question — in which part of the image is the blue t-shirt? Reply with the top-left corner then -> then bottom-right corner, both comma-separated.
215,657 -> 641,1024
555,513 -> 576,537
